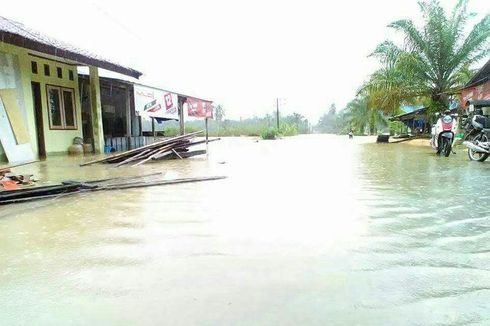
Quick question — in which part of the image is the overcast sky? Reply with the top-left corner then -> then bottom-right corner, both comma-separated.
2,0 -> 488,121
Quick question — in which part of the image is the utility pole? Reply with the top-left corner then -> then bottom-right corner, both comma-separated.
276,97 -> 280,130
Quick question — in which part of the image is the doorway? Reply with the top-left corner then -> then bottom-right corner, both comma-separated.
31,82 -> 46,159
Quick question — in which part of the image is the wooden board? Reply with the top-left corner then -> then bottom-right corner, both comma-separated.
0,89 -> 30,144
0,91 -> 35,164
0,52 -> 35,165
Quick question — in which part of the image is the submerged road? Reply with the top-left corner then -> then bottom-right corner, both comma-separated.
1,135 -> 489,325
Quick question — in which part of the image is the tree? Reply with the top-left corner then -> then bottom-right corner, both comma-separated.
282,112 -> 309,134
214,105 -> 225,136
347,96 -> 388,135
316,103 -> 338,133
365,41 -> 424,114
367,0 -> 489,112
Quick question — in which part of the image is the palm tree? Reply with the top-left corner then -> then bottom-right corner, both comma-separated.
348,96 -> 388,135
369,0 -> 489,111
365,41 -> 424,114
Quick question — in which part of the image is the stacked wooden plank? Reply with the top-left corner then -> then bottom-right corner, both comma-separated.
81,131 -> 217,167
0,174 -> 227,205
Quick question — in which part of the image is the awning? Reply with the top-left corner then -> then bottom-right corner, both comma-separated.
389,107 -> 428,121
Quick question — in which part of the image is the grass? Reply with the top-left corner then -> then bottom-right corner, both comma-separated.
158,121 -> 300,139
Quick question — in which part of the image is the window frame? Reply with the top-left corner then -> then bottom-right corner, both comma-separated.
31,61 -> 38,74
46,85 -> 78,130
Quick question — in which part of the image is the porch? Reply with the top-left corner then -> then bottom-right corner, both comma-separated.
0,15 -> 142,165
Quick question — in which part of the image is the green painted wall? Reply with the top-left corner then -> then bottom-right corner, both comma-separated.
0,43 -> 83,162
30,55 -> 82,154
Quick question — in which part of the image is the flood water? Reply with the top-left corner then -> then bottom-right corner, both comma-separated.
1,135 -> 489,325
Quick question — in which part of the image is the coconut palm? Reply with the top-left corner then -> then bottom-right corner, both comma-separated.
364,41 -> 423,114
368,0 -> 489,111
348,96 -> 388,135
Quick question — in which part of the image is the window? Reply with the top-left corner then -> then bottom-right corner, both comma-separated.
68,70 -> 74,81
44,64 -> 50,76
62,89 -> 75,127
46,85 -> 77,129
57,67 -> 63,78
31,61 -> 38,74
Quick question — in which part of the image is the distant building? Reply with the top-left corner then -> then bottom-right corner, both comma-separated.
389,106 -> 429,135
461,59 -> 490,107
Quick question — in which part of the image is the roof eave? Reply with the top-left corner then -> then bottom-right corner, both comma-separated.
465,59 -> 490,87
0,31 -> 142,79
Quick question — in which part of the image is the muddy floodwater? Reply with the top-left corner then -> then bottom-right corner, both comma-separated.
1,135 -> 489,325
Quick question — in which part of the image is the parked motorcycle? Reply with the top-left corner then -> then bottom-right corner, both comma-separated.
430,110 -> 458,157
461,103 -> 485,141
463,114 -> 490,162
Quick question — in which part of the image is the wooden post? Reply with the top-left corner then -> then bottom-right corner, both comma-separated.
125,87 -> 132,149
205,118 -> 209,144
138,116 -> 142,136
178,97 -> 185,135
89,67 -> 104,154
276,97 -> 280,130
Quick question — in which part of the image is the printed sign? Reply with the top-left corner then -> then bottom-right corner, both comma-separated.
186,97 -> 213,118
134,84 -> 178,119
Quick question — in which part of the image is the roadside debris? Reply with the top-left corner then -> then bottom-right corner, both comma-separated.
80,131 -> 219,167
0,171 -> 35,190
0,173 -> 227,205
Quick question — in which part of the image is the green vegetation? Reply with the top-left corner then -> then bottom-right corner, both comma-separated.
163,2 -> 488,139
365,0 -> 490,113
260,128 -> 278,140
314,0 -> 489,135
315,99 -> 388,135
366,0 -> 489,114
158,110 -> 310,138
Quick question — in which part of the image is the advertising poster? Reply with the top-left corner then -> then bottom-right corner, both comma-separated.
186,97 -> 213,118
134,84 -> 179,119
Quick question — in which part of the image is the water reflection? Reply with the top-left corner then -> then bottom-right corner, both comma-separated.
0,135 -> 489,325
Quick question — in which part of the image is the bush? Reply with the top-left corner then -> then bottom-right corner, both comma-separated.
261,128 -> 278,140
278,123 -> 298,136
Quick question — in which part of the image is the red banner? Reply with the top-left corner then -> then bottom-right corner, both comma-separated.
186,97 -> 213,118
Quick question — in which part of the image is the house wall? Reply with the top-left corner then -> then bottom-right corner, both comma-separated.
30,55 -> 82,154
461,80 -> 490,107
0,43 -> 82,162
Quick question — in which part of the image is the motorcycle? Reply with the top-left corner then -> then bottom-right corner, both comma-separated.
463,114 -> 490,162
430,111 -> 458,157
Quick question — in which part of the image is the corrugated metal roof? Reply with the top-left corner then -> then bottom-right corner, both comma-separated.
465,59 -> 490,88
0,16 -> 142,79
400,105 -> 425,114
389,107 -> 428,121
